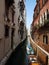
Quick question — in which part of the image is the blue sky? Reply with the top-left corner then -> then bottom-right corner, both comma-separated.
25,0 -> 36,30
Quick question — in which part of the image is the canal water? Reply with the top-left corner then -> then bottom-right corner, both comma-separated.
5,37 -> 34,65
26,36 -> 34,55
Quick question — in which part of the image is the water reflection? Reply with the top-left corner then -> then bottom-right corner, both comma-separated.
5,37 -> 36,65
26,36 -> 34,55
5,38 -> 29,65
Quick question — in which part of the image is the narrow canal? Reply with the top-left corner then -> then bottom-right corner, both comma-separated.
26,36 -> 34,55
5,36 -> 34,65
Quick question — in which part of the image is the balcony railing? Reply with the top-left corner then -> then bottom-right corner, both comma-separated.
34,13 -> 49,30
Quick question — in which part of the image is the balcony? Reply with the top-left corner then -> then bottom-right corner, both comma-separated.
32,19 -> 49,33
36,13 -> 49,30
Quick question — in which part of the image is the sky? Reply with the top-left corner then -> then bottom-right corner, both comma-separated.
25,0 -> 36,33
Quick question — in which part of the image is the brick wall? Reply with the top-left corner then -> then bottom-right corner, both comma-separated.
37,48 -> 48,65
32,0 -> 49,53
40,0 -> 49,17
30,37 -> 49,65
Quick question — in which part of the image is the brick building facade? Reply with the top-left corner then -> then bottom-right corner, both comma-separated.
31,0 -> 49,65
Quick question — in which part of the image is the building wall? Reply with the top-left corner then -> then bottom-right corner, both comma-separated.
14,0 -> 19,47
32,0 -> 49,52
37,47 -> 48,65
4,7 -> 12,54
13,0 -> 20,47
0,0 -> 5,60
31,0 -> 49,65
0,0 -> 26,61
0,0 -> 11,61
38,0 -> 49,52
0,0 -> 5,38
13,0 -> 26,48
30,37 -> 49,65
39,31 -> 49,44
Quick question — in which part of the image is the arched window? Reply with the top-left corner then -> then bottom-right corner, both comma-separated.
47,9 -> 49,19
5,25 -> 9,37
43,35 -> 48,44
42,0 -> 45,6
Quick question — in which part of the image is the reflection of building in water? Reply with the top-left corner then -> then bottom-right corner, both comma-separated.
27,36 -> 30,47
26,36 -> 34,55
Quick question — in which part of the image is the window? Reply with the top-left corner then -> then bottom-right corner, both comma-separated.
47,9 -> 49,19
11,28 -> 15,36
45,11 -> 47,20
18,16 -> 20,24
38,4 -> 40,13
43,35 -> 48,44
44,13 -> 45,20
42,0 -> 45,6
40,16 -> 43,25
47,9 -> 48,14
5,25 -> 9,37
45,0 -> 48,3
42,14 -> 44,22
